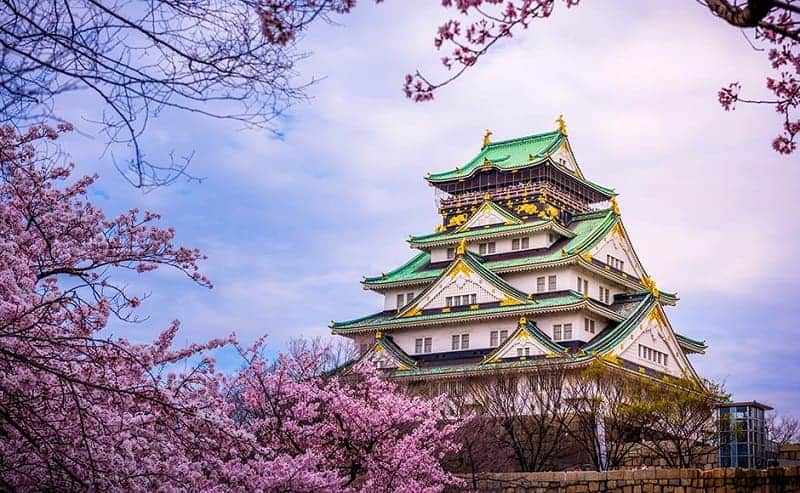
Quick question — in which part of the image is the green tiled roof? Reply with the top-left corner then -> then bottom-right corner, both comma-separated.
366,210 -> 616,286
428,131 -> 565,182
383,295 -> 659,380
482,319 -> 566,363
375,336 -> 418,368
676,333 -> 707,351
426,130 -> 615,196
393,249 -> 535,318
581,295 -> 655,354
409,217 -> 574,247
331,291 -> 586,332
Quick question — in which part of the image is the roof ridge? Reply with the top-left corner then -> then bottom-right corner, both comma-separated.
363,251 -> 429,283
484,130 -> 562,149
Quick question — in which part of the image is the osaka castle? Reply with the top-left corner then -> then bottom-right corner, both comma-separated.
331,118 -> 706,384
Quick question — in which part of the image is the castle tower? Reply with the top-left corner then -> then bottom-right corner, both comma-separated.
331,121 -> 706,384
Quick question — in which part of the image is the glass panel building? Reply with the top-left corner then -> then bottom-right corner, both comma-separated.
716,401 -> 773,468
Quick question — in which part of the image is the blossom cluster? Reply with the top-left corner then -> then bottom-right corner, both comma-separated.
0,125 -> 461,491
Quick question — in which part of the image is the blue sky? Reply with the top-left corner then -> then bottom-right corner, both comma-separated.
56,2 -> 798,414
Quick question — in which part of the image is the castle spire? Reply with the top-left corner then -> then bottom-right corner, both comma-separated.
482,129 -> 492,148
556,115 -> 567,135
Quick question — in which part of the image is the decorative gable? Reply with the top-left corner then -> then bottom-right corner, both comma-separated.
360,336 -> 415,371
484,317 -> 564,363
611,306 -> 697,379
587,222 -> 646,279
396,251 -> 531,318
549,138 -> 583,177
457,200 -> 522,231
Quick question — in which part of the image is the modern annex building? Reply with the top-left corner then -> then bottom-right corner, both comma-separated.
331,119 -> 706,383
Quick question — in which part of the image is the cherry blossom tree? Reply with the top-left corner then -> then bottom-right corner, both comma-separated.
402,0 -> 798,154
0,123 -> 461,491
0,122 -> 244,489
230,339 -> 464,492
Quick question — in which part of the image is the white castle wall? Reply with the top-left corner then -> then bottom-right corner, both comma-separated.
390,318 -> 518,355
381,308 -> 611,356
428,230 -> 555,263
500,266 -> 624,302
381,263 -> 628,312
589,229 -> 643,279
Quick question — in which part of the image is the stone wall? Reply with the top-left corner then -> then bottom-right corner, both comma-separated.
458,466 -> 800,492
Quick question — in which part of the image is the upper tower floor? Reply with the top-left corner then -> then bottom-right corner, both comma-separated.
427,119 -> 616,232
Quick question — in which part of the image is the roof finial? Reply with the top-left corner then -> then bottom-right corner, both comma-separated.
456,238 -> 467,256
482,129 -> 492,148
556,114 -> 567,136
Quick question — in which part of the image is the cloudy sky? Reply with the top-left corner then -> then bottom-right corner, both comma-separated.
58,1 -> 799,414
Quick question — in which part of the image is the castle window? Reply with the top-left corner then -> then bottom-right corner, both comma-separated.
563,323 -> 573,340
599,286 -> 610,304
415,337 -> 432,354
445,296 -> 452,307
536,277 -> 545,293
490,329 -> 509,347
553,324 -> 562,341
606,254 -> 624,271
513,237 -> 530,250
548,275 -> 557,291
577,276 -> 589,295
446,248 -> 455,259
397,294 -> 404,307
406,292 -> 414,303
584,318 -> 596,334
479,242 -> 496,255
638,344 -> 667,365
452,334 -> 470,350
517,348 -> 523,356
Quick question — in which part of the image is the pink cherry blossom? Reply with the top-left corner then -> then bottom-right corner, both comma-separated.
0,123 -> 461,491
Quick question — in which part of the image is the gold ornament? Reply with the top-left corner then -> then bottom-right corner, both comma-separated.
447,214 -> 467,227
482,129 -> 492,148
515,203 -> 538,215
610,197 -> 621,215
641,276 -> 660,298
556,114 -> 567,135
455,238 -> 467,256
